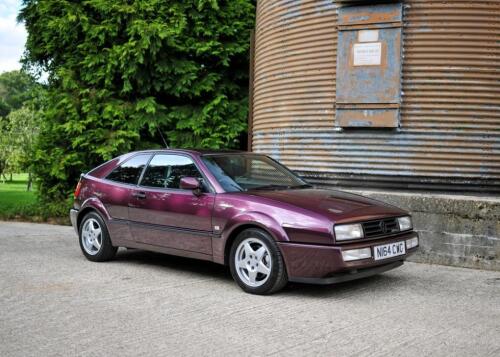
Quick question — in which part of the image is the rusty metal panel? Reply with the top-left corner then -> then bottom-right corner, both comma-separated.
401,0 -> 500,135
336,3 -> 402,128
247,30 -> 255,151
336,105 -> 400,128
252,0 -> 500,193
336,30 -> 401,103
338,2 -> 403,29
253,0 -> 337,133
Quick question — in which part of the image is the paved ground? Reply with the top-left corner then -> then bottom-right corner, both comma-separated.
0,221 -> 499,357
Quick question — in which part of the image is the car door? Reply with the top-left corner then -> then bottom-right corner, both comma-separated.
99,153 -> 152,242
128,153 -> 215,255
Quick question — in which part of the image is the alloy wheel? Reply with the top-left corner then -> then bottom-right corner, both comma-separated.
234,238 -> 272,287
81,218 -> 102,255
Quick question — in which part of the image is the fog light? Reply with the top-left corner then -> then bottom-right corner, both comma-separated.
406,237 -> 419,249
342,248 -> 371,262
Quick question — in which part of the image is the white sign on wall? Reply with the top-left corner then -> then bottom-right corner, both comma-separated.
353,42 -> 382,66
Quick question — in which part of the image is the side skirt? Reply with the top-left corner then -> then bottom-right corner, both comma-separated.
115,239 -> 215,263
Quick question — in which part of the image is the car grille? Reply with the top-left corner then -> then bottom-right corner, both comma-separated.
362,218 -> 400,238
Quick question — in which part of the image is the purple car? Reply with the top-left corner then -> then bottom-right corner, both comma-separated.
70,149 -> 418,294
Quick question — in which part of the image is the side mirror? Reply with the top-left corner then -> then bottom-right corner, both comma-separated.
180,177 -> 202,195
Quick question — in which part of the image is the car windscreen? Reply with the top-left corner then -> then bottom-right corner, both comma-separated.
201,154 -> 309,192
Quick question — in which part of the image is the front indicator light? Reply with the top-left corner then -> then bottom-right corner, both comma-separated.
406,237 -> 419,249
335,223 -> 364,241
342,248 -> 372,262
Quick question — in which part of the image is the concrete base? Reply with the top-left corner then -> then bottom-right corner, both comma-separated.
345,190 -> 500,271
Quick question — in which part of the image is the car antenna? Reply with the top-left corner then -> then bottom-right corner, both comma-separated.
157,127 -> 169,148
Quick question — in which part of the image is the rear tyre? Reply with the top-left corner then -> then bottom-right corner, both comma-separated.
79,212 -> 117,262
229,228 -> 288,295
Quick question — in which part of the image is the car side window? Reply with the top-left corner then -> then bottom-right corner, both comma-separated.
140,154 -> 203,189
106,154 -> 151,185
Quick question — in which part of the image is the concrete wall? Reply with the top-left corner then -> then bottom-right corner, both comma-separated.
346,190 -> 500,271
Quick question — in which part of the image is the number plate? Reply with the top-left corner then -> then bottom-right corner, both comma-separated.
373,241 -> 406,261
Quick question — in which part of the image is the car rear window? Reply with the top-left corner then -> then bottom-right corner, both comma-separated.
106,154 -> 151,185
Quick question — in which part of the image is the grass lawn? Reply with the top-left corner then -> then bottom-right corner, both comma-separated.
0,173 -> 36,207
0,173 -> 69,224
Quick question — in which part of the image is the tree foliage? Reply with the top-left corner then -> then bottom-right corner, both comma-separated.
0,118 -> 9,179
7,107 -> 40,171
19,0 -> 255,200
0,70 -> 43,182
0,70 -> 40,117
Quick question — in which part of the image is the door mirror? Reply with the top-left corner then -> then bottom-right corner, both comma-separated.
180,177 -> 201,192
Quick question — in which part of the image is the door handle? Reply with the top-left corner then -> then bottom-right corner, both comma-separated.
132,191 -> 146,199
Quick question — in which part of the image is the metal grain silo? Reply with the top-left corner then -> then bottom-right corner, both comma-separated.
251,0 -> 500,192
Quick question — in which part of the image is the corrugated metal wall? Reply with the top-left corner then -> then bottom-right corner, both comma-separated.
252,0 -> 500,192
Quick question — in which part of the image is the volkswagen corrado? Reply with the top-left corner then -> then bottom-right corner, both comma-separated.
70,149 -> 419,294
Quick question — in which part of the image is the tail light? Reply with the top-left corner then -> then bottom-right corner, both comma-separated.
74,180 -> 82,199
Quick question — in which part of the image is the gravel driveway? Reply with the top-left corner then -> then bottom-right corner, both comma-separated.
1,221 -> 499,356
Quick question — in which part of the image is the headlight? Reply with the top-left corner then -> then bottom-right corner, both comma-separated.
334,223 -> 364,241
397,216 -> 413,231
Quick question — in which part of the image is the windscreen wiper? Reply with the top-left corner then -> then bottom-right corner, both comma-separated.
252,183 -> 312,190
289,184 -> 313,189
251,184 -> 290,191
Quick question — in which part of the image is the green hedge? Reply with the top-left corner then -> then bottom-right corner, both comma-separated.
19,0 -> 255,202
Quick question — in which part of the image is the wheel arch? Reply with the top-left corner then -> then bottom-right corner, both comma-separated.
77,197 -> 110,231
77,207 -> 98,231
223,220 -> 288,266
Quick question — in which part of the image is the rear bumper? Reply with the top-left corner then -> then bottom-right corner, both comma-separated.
70,209 -> 78,234
278,231 -> 418,284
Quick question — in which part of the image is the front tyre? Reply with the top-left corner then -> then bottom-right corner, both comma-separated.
79,212 -> 117,262
229,228 -> 288,295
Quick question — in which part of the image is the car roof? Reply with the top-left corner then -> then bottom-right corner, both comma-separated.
127,148 -> 250,156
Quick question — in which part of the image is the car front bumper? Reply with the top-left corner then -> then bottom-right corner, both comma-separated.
278,231 -> 419,284
70,209 -> 79,234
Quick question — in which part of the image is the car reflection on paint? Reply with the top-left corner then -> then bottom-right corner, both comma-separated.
70,149 -> 418,294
